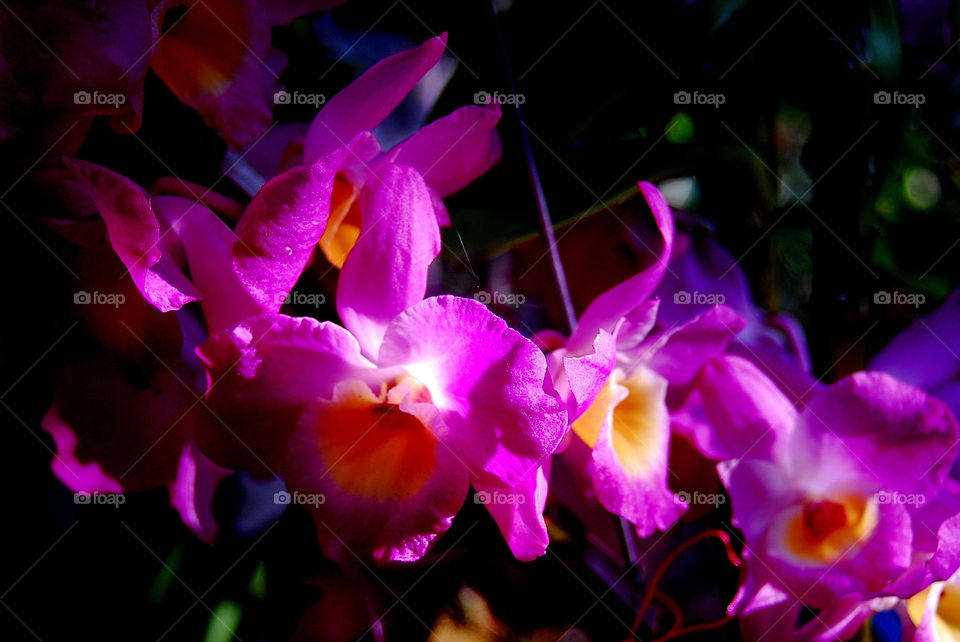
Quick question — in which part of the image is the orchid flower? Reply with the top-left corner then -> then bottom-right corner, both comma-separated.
905,566 -> 960,641
0,0 -> 345,152
194,164 -> 566,563
699,355 -> 960,639
299,33 -> 502,268
536,182 -> 746,538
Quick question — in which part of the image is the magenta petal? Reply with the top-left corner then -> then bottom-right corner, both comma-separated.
303,34 -> 447,163
476,460 -> 552,562
284,391 -> 468,564
195,314 -> 374,471
591,396 -> 686,536
378,296 -> 567,487
871,289 -> 960,391
558,328 -> 617,423
153,196 -> 262,335
168,441 -> 230,545
65,158 -> 201,312
232,133 -> 378,311
794,372 -> 959,499
42,356 -> 197,493
380,104 -> 503,197
698,355 -> 798,461
565,181 -> 674,354
639,304 -> 745,385
337,164 -> 440,356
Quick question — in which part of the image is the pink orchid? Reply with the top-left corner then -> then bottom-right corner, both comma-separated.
299,33 -> 502,268
0,0 -> 345,152
195,164 -> 566,563
537,182 -> 745,539
699,356 -> 960,639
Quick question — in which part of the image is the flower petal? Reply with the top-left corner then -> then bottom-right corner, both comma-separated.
337,164 -> 439,357
42,355 -> 196,493
871,289 -> 960,391
578,366 -> 686,535
195,313 -> 374,472
64,158 -> 201,312
697,355 -> 797,461
379,104 -> 502,197
232,133 -> 379,311
283,380 -> 468,563
794,372 -> 959,499
168,441 -> 231,544
303,34 -> 447,163
565,181 -> 674,354
378,296 -> 566,487
475,460 -> 552,562
153,195 -> 262,335
637,304 -> 745,385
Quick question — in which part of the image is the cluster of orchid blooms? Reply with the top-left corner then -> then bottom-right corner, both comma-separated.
27,7 -> 960,639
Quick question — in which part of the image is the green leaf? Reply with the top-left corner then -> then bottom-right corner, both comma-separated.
203,600 -> 242,642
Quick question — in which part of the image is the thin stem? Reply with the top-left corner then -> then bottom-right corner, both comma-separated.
489,0 -> 578,333
629,529 -> 742,637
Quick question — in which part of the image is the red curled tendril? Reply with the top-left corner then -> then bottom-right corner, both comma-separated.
628,529 -> 743,640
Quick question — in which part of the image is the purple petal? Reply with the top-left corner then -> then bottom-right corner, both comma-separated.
337,164 -> 439,357
303,34 -> 447,163
698,355 -> 798,461
794,372 -> 959,499
64,158 -> 201,312
871,289 -> 960,392
565,182 -> 674,354
168,441 -> 230,545
476,460 -> 551,562
195,313 -> 374,472
378,296 -> 567,487
153,196 -> 263,335
283,381 -> 468,564
232,133 -> 378,311
638,304 -> 745,385
378,104 -> 503,197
